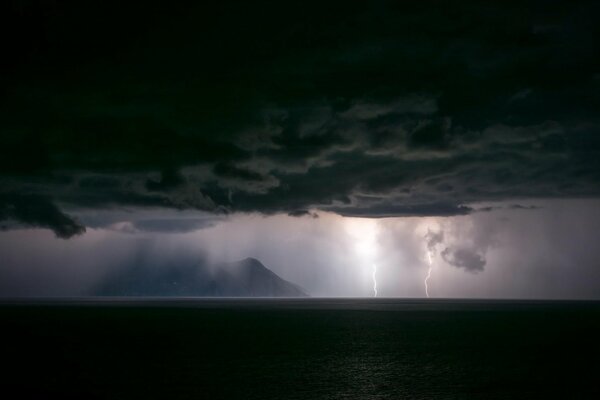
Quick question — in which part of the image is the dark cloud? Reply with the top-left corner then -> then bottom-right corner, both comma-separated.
441,247 -> 486,273
287,210 -> 319,218
131,218 -> 219,233
145,169 -> 186,192
1,1 -> 600,234
474,204 -> 543,213
508,204 -> 542,210
213,163 -> 264,182
326,203 -> 473,218
0,194 -> 85,239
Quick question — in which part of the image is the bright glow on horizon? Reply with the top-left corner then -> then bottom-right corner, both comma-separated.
344,218 -> 379,297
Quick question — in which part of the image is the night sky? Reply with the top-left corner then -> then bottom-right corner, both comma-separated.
1,1 -> 600,298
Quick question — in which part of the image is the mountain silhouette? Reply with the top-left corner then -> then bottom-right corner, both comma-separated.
96,257 -> 307,297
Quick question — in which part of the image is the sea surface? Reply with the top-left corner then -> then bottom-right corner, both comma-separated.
2,298 -> 599,399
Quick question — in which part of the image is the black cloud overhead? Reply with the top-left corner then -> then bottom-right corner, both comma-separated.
1,1 -> 600,234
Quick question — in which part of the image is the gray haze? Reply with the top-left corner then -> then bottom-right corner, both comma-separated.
1,199 -> 599,299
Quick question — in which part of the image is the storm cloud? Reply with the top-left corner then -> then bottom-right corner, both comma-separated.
1,1 -> 600,234
0,194 -> 85,239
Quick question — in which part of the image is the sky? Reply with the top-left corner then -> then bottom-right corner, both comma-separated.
1,1 -> 599,298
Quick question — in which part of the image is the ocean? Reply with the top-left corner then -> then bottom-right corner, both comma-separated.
2,298 -> 599,399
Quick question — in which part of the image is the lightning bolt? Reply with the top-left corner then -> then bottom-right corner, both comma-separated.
424,250 -> 433,298
372,263 -> 378,297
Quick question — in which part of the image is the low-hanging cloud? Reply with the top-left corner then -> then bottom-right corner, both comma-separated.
0,194 -> 85,239
441,247 -> 486,273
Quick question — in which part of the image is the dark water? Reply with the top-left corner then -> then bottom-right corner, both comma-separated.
2,298 -> 599,399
